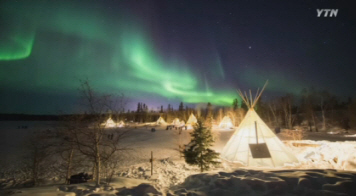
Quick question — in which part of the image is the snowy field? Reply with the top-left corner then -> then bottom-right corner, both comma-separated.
1,121 -> 356,195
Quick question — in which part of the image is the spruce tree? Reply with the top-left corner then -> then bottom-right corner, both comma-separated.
232,98 -> 238,110
183,119 -> 220,172
179,102 -> 184,111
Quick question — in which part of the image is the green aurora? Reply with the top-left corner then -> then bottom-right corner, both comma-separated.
2,0 -> 348,114
0,1 -> 238,110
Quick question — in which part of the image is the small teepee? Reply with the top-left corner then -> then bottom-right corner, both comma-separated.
156,116 -> 166,125
219,116 -> 234,129
117,120 -> 125,127
186,113 -> 197,125
180,120 -> 186,127
102,117 -> 116,128
221,81 -> 298,167
172,118 -> 180,126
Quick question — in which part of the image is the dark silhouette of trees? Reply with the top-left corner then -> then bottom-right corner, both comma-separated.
301,88 -> 319,132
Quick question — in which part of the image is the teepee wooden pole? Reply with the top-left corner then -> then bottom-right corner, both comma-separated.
237,90 -> 248,108
252,80 -> 269,108
237,89 -> 247,104
255,121 -> 258,144
249,90 -> 253,108
244,91 -> 250,108
254,88 -> 260,105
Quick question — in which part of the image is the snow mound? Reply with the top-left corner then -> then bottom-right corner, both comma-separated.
117,158 -> 200,190
173,169 -> 356,196
117,183 -> 161,195
285,140 -> 356,170
345,134 -> 356,137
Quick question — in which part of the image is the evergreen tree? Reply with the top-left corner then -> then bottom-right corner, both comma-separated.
241,101 -> 248,111
160,105 -> 163,113
183,120 -> 219,172
232,98 -> 238,110
206,102 -> 213,120
179,102 -> 184,111
137,102 -> 141,113
142,103 -> 148,112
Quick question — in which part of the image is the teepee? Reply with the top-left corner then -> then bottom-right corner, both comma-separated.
186,113 -> 197,125
219,116 -> 234,129
172,118 -> 180,126
117,120 -> 125,127
102,117 -> 116,128
221,82 -> 298,167
156,116 -> 166,125
180,120 -> 186,127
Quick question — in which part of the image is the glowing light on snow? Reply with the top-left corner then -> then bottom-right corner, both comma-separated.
344,134 -> 356,137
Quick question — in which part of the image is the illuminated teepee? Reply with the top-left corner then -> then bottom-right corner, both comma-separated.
102,117 -> 117,128
172,118 -> 180,126
186,113 -> 197,125
156,116 -> 166,125
221,81 -> 298,167
117,120 -> 125,127
101,116 -> 125,128
219,116 -> 234,129
180,120 -> 186,127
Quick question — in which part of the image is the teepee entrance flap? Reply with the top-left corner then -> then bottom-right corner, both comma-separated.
249,120 -> 272,159
249,143 -> 271,159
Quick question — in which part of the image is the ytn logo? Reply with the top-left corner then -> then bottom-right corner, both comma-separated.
317,9 -> 338,17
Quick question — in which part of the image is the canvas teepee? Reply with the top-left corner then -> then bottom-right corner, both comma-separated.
180,120 -> 186,127
172,118 -> 180,126
219,116 -> 234,129
117,120 -> 125,127
186,113 -> 197,125
221,82 -> 298,167
156,116 -> 166,125
102,117 -> 116,128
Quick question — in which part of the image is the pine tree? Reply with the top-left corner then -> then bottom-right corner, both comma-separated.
183,120 -> 220,172
179,102 -> 184,111
232,98 -> 238,110
137,102 -> 141,113
206,102 -> 213,119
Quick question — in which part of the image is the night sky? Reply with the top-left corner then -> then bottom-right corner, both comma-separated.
0,0 -> 355,114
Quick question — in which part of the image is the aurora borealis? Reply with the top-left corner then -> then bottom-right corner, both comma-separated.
1,0 -> 355,114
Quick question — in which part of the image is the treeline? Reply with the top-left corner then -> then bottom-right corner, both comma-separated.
2,88 -> 356,131
120,88 -> 356,131
120,100 -> 246,127
255,88 -> 354,131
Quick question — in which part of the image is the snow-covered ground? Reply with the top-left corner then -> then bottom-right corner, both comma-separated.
1,121 -> 356,195
0,121 -> 59,166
